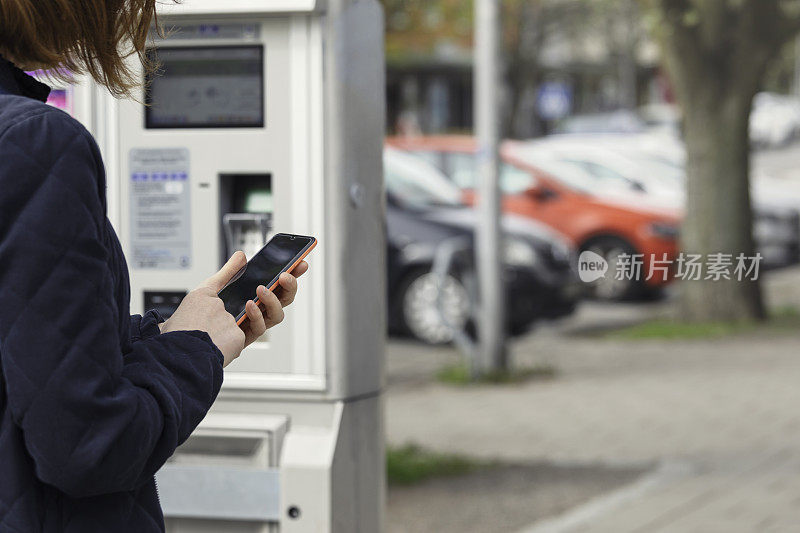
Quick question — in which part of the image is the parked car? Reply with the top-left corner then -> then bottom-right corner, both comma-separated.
750,92 -> 800,149
386,137 -> 682,300
554,110 -> 648,135
638,103 -> 682,138
519,134 -> 800,268
384,148 -> 581,344
519,135 -> 685,203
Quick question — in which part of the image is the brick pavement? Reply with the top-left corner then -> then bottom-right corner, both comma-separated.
386,269 -> 800,531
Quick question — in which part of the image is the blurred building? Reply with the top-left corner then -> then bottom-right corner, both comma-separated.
383,0 -> 666,138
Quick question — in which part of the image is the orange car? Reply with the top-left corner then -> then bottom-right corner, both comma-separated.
387,135 -> 681,300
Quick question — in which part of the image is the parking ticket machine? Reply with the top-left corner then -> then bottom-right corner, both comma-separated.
84,1 -> 386,531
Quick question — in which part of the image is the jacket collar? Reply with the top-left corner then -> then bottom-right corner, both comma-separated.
0,55 -> 51,103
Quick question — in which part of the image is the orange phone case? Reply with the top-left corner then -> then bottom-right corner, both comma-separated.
235,237 -> 317,326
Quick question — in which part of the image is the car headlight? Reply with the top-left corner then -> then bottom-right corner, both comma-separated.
504,238 -> 539,267
649,222 -> 680,240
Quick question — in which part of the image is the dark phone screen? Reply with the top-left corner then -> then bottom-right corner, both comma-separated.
218,234 -> 313,318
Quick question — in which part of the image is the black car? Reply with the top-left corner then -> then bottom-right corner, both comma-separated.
385,148 -> 581,344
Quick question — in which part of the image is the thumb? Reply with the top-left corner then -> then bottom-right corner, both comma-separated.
201,251 -> 247,293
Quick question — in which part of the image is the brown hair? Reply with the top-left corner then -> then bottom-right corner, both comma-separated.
0,0 -> 165,97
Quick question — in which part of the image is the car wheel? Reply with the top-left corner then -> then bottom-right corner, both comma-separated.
581,237 -> 643,301
398,270 -> 471,345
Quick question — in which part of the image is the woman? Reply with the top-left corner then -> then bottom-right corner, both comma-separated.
0,1 -> 308,531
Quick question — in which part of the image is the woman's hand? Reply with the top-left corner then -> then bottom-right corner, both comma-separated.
239,261 -> 309,346
160,252 -> 249,367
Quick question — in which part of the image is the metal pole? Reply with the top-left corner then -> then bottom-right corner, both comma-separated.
474,0 -> 507,374
619,0 -> 637,110
794,35 -> 800,97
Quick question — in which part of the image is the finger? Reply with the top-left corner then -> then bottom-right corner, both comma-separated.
244,300 -> 267,338
256,285 -> 285,313
256,284 -> 270,304
201,251 -> 247,293
276,273 -> 298,307
259,287 -> 285,327
290,261 -> 309,278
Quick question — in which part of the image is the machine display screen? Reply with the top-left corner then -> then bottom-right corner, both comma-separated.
145,46 -> 264,129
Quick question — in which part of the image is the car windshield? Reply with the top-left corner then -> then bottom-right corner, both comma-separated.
559,158 -> 641,190
441,151 -> 537,194
511,149 -> 600,194
589,147 -> 685,190
628,153 -> 685,185
384,150 -> 464,208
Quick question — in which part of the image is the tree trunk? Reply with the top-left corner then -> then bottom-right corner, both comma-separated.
647,0 -> 800,322
679,84 -> 765,321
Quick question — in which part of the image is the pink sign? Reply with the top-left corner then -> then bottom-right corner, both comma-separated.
25,69 -> 74,116
45,88 -> 72,115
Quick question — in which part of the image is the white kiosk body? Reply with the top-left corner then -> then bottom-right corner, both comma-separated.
78,1 -> 386,531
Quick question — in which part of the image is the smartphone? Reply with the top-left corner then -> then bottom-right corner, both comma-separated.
218,233 -> 317,325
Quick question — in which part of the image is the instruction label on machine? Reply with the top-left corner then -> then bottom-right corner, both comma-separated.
129,148 -> 192,269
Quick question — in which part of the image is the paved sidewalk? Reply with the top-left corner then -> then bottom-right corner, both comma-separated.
386,268 -> 800,532
565,448 -> 800,533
